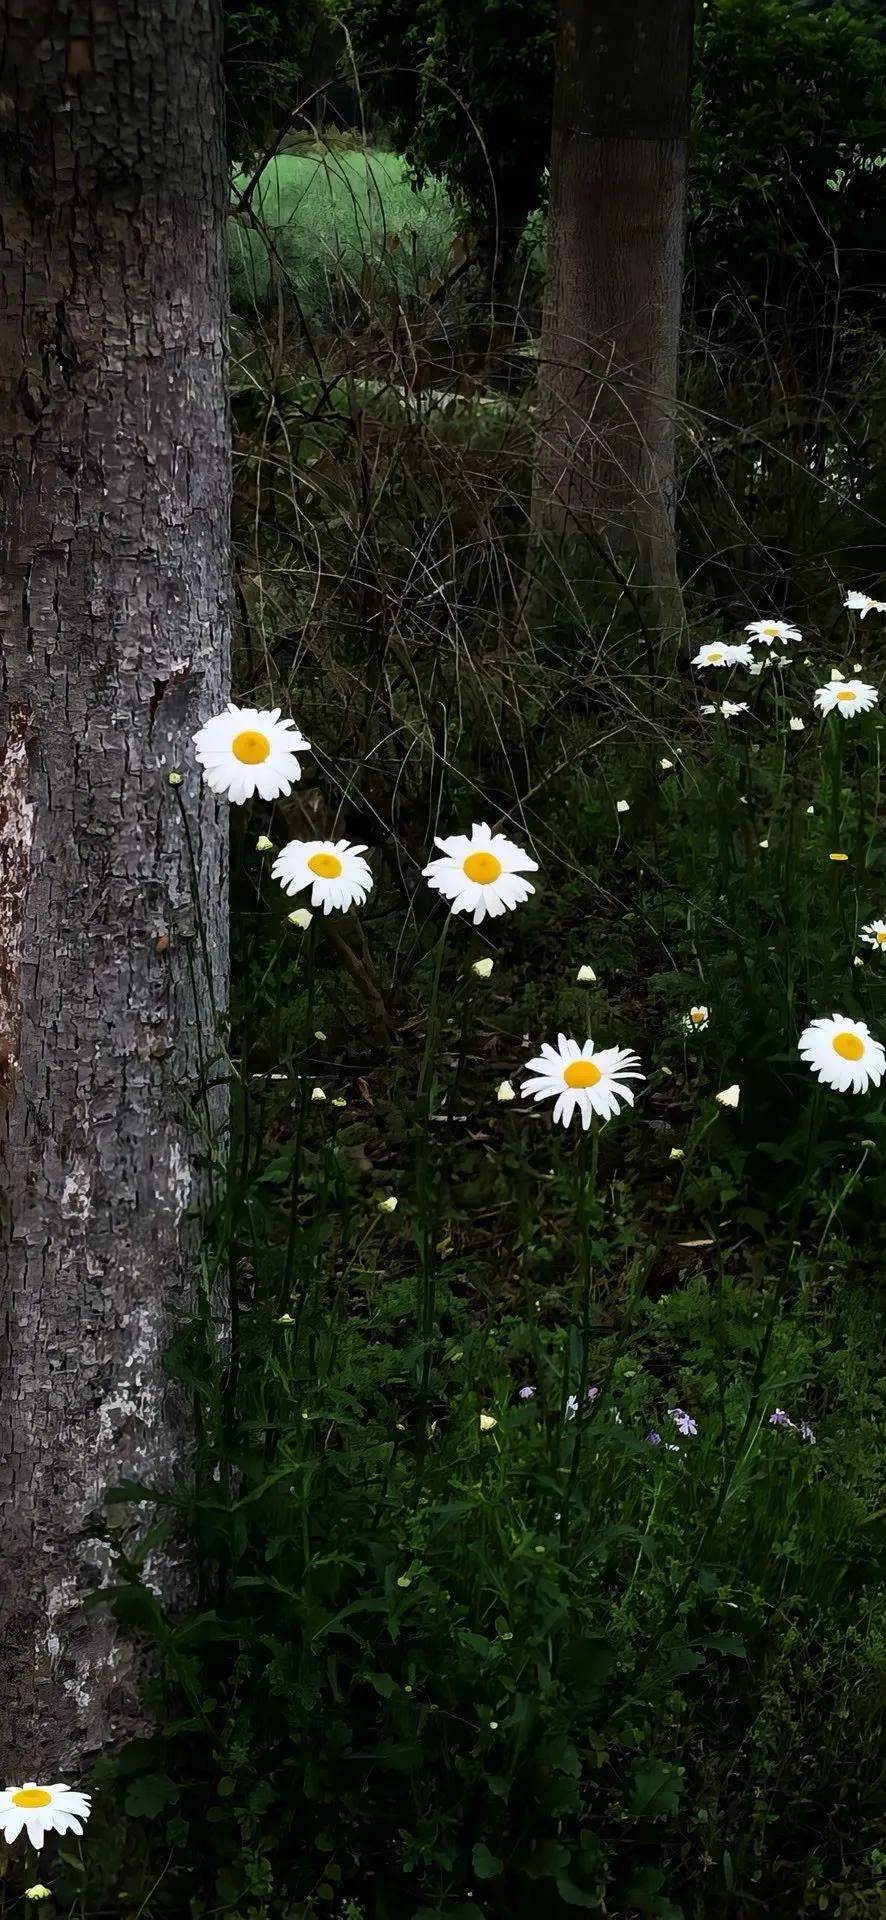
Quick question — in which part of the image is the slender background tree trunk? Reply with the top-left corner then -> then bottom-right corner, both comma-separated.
0,0 -> 230,1772
533,0 -> 695,596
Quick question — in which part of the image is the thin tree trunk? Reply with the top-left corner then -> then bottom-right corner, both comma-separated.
0,0 -> 230,1772
532,0 -> 695,598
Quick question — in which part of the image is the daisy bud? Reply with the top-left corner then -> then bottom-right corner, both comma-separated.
378,1195 -> 398,1213
616,799 -> 630,814
256,834 -> 274,852
853,956 -> 864,968
331,1095 -> 347,1107
853,662 -> 863,673
660,757 -> 674,770
276,1312 -> 294,1324
669,1147 -> 685,1161
311,1086 -> 327,1103
167,770 -> 183,786
829,852 -> 848,863
576,964 -> 596,983
496,1079 -> 516,1102
472,957 -> 494,979
806,805 -> 814,815
289,907 -> 313,928
830,668 -> 844,681
789,717 -> 804,732
25,1892 -> 52,1905
479,1412 -> 497,1431
314,1029 -> 327,1040
716,1083 -> 740,1108
759,839 -> 769,849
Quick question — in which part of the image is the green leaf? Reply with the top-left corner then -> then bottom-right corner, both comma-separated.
123,1772 -> 179,1819
472,1843 -> 504,1880
628,1760 -> 683,1819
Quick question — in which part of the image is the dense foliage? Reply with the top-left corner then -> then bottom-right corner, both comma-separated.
36,328 -> 880,1918
15,7 -> 886,1918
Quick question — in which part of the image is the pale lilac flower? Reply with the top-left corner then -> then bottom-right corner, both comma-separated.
668,1407 -> 697,1437
647,1430 -> 662,1446
518,1385 -> 536,1401
769,1408 -> 793,1428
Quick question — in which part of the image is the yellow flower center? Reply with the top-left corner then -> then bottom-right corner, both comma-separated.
832,1030 -> 864,1061
764,624 -> 779,636
691,1010 -> 706,1025
563,1059 -> 602,1089
707,650 -> 724,663
232,729 -> 271,764
876,931 -> 886,945
463,851 -> 502,885
307,851 -> 343,879
12,1789 -> 51,1809
836,689 -> 856,703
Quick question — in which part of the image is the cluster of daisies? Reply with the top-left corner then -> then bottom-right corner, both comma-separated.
691,591 -> 883,723
190,607 -> 886,1121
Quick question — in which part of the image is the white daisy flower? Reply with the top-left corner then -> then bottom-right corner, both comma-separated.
860,919 -> 886,951
192,704 -> 310,804
844,589 -> 886,618
745,618 -> 802,646
716,1084 -> 740,1108
691,642 -> 753,669
700,699 -> 749,720
472,957 -> 494,979
496,1079 -> 516,1102
683,1005 -> 709,1033
521,1032 -> 644,1130
616,799 -> 630,814
576,964 -> 596,983
813,679 -> 878,719
789,717 -> 804,731
272,839 -> 373,914
423,823 -> 538,926
798,1015 -> 885,1094
0,1782 -> 91,1851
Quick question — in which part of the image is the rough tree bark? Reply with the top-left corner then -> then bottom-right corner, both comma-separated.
532,0 -> 695,597
0,0 -> 230,1772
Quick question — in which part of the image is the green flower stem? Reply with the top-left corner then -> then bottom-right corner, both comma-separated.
415,912 -> 452,1418
276,916 -> 318,1317
559,1118 -> 599,1545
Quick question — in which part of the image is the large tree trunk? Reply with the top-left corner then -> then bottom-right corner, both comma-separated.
532,0 -> 695,598
0,0 -> 229,1772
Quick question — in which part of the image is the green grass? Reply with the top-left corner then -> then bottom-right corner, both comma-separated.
229,147 -> 459,321
34,313 -> 886,1920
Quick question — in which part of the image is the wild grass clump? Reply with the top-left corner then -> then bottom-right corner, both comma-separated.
56,246 -> 886,1920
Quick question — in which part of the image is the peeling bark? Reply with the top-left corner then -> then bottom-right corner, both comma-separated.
0,0 -> 230,1771
533,0 -> 695,595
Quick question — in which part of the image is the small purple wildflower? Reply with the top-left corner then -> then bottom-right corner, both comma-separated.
586,1386 -> 599,1402
769,1408 -> 793,1428
647,1430 -> 662,1447
668,1407 -> 697,1437
518,1385 -> 536,1401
